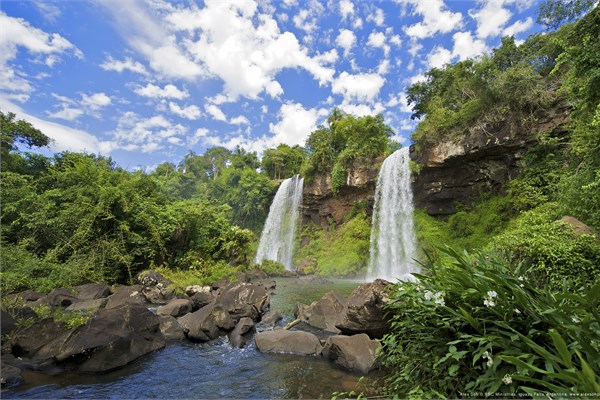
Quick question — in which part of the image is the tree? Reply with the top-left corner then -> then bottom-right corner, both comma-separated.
1,111 -> 51,171
261,144 -> 306,180
538,0 -> 596,29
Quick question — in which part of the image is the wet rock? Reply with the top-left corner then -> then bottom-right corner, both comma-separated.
261,310 -> 284,325
65,298 -> 107,313
322,334 -> 380,374
245,269 -> 269,281
178,303 -> 234,342
1,309 -> 16,336
217,283 -> 269,321
255,279 -> 277,290
33,303 -> 165,373
295,291 -> 346,333
185,285 -> 211,296
190,291 -> 214,311
255,330 -> 322,356
137,270 -> 174,304
0,362 -> 22,388
158,315 -> 186,340
104,285 -> 146,309
157,298 -> 193,318
228,317 -> 255,348
73,283 -> 111,301
335,279 -> 393,338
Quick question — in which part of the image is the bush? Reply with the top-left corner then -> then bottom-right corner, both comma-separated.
379,248 -> 600,399
254,259 -> 286,276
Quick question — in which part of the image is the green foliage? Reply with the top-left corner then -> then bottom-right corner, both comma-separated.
380,248 -> 600,399
538,0 -> 596,29
254,259 -> 286,276
261,144 -> 306,180
32,304 -> 89,329
295,212 -> 371,276
491,203 -> 600,290
155,260 -> 239,290
1,111 -> 51,171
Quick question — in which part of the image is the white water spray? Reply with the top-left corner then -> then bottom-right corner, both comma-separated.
255,175 -> 304,271
367,147 -> 418,282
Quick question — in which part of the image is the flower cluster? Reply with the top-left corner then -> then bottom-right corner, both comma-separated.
484,290 -> 498,307
482,350 -> 494,368
424,290 -> 446,306
502,374 -> 513,385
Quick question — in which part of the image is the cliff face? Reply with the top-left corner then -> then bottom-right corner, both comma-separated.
410,103 -> 571,217
302,157 -> 383,227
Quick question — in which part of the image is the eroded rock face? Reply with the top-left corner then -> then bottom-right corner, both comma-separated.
335,279 -> 392,339
302,157 -> 382,227
157,298 -> 193,318
411,103 -> 570,216
228,317 -> 255,348
104,285 -> 146,309
295,291 -> 346,333
177,303 -> 234,342
322,334 -> 380,374
217,283 -> 269,322
255,330 -> 322,356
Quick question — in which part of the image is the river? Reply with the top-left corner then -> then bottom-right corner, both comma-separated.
3,278 -> 377,399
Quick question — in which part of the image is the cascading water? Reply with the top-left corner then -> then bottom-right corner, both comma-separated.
255,174 -> 304,271
367,147 -> 418,282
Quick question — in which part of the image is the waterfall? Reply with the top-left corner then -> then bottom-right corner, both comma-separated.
255,174 -> 304,271
367,147 -> 418,282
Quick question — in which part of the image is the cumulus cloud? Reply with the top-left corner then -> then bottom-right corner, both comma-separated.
230,115 -> 250,125
205,104 -> 227,122
169,102 -> 202,120
469,0 -> 512,38
332,71 -> 385,103
367,31 -> 390,56
100,56 -> 148,75
47,91 -> 112,121
452,31 -> 487,60
427,46 -> 453,69
269,102 -> 327,146
367,8 -> 385,26
133,83 -> 188,99
336,29 -> 356,58
399,0 -> 463,39
503,17 -> 534,36
109,111 -> 187,153
81,92 -> 112,110
340,0 -> 355,20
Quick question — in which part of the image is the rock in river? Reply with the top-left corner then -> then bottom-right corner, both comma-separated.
255,330 -> 322,356
322,334 -> 380,374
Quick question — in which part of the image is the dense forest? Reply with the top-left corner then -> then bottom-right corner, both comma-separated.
1,0 -> 599,397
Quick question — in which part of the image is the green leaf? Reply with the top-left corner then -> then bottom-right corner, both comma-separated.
548,329 -> 573,368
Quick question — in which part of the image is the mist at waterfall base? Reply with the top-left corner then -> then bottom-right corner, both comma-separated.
255,175 -> 304,271
367,147 -> 419,282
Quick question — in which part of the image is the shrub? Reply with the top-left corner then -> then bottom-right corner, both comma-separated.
379,248 -> 600,399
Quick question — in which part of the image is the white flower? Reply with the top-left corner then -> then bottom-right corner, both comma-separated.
484,299 -> 496,307
518,276 -> 524,281
487,291 -> 498,298
514,308 -> 521,314
435,297 -> 445,307
482,350 -> 494,367
487,358 -> 494,368
424,290 -> 434,301
572,316 -> 581,323
484,291 -> 498,307
502,374 -> 513,385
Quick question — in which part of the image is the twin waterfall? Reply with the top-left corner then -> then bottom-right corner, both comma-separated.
255,175 -> 304,271
367,147 -> 418,282
255,148 -> 417,281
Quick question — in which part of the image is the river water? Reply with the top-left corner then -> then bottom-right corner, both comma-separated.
4,278 -> 375,399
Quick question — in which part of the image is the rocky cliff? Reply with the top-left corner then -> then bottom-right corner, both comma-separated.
302,157 -> 383,227
410,103 -> 571,216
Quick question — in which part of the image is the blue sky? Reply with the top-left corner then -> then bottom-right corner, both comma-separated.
1,0 -> 544,171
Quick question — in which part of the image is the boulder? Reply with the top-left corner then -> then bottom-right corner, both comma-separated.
45,288 -> 78,307
255,279 -> 277,290
157,298 -> 193,318
73,283 -> 111,301
177,303 -> 234,342
65,298 -> 107,313
190,291 -> 214,311
158,316 -> 186,340
295,291 -> 346,333
0,361 -> 22,388
137,269 -> 172,288
245,269 -> 269,281
7,290 -> 42,303
8,318 -> 67,359
560,216 -> 598,237
255,330 -> 322,356
33,303 -> 165,373
137,270 -> 174,304
1,309 -> 16,336
185,285 -> 211,297
217,283 -> 269,321
261,310 -> 284,325
322,334 -> 380,374
228,317 -> 255,348
104,285 -> 146,309
335,279 -> 393,338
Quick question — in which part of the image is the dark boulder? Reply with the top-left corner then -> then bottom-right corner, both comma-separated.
0,361 -> 22,388
137,270 -> 174,304
255,279 -> 277,290
1,309 -> 16,336
65,298 -> 107,313
104,285 -> 146,309
157,298 -> 193,318
73,283 -> 111,301
177,303 -> 234,342
158,316 -> 186,340
8,318 -> 67,359
322,334 -> 380,374
45,288 -> 78,307
7,290 -> 42,303
255,330 -> 322,356
295,291 -> 346,333
228,317 -> 255,348
33,303 -> 165,373
190,291 -> 214,311
335,279 -> 393,338
261,310 -> 284,325
217,283 -> 269,321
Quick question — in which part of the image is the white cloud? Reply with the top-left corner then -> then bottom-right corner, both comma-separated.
503,17 -> 533,36
205,104 -> 227,122
336,29 -> 356,58
100,56 -> 148,75
367,31 -> 390,56
390,34 -> 402,47
134,83 -> 188,100
469,0 -> 512,38
338,102 -> 385,117
428,46 -> 453,69
332,71 -> 385,102
399,0 -> 463,39
367,8 -> 385,26
452,31 -> 488,60
377,59 -> 391,75
81,92 -> 112,110
269,102 -> 326,147
230,115 -> 250,125
387,92 -> 412,113
188,127 -> 209,146
33,2 -> 61,22
169,102 -> 202,120
110,111 -> 187,153
47,105 -> 84,121
340,0 -> 355,20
